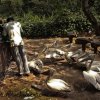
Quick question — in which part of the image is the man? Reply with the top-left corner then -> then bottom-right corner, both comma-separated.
0,18 -> 3,68
0,18 -> 10,75
0,18 -> 3,43
3,16 -> 30,76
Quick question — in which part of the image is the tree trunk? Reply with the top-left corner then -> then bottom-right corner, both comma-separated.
81,0 -> 100,36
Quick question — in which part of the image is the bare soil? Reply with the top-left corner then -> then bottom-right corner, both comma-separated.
0,37 -> 100,100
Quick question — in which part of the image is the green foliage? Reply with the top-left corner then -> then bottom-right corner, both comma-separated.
0,0 -> 99,38
19,11 -> 92,38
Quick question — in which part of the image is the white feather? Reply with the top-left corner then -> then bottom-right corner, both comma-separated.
90,61 -> 100,71
44,68 -> 71,92
45,54 -> 51,58
28,59 -> 43,70
55,49 -> 66,55
47,79 -> 71,91
53,53 -> 60,58
83,71 -> 97,86
45,52 -> 60,59
67,52 -> 73,59
83,70 -> 100,90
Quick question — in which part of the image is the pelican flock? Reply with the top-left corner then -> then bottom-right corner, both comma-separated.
30,38 -> 100,93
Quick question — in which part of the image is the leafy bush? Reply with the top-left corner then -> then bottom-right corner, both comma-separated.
18,12 -> 92,38
0,0 -> 94,38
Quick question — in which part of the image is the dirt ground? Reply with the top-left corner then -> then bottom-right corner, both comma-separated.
0,37 -> 100,100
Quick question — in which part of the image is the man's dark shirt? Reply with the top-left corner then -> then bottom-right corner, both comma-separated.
0,24 -> 3,41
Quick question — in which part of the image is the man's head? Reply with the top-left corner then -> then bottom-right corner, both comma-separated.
7,16 -> 14,22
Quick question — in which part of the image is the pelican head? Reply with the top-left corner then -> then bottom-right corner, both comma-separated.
28,59 -> 44,73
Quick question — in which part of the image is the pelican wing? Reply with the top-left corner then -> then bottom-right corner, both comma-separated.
67,52 -> 73,59
88,70 -> 100,90
47,79 -> 70,91
45,54 -> 51,58
83,71 -> 97,86
28,61 -> 36,68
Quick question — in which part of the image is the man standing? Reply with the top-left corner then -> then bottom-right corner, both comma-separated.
0,18 -> 3,68
4,16 -> 30,76
0,18 -> 3,42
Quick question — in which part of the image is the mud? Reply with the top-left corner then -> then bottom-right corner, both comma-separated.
0,37 -> 100,100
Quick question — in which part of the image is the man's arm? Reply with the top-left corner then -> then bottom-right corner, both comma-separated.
18,22 -> 23,33
3,24 -> 7,36
2,24 -> 9,42
20,25 -> 23,33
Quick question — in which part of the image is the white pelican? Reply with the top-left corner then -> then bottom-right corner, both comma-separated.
65,49 -> 83,63
83,70 -> 100,90
90,61 -> 100,71
45,68 -> 72,92
42,43 -> 60,59
55,49 -> 66,55
45,52 -> 61,59
77,53 -> 95,70
70,49 -> 83,62
82,54 -> 100,90
31,68 -> 72,93
28,59 -> 44,73
44,46 -> 66,59
65,52 -> 74,64
46,78 -> 71,92
78,53 -> 95,62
